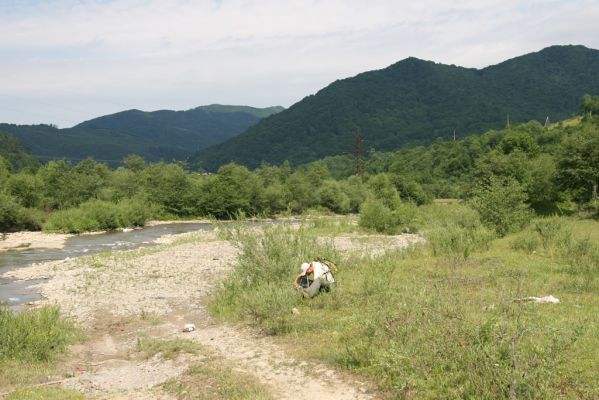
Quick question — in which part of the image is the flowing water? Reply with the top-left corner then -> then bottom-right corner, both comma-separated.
0,223 -> 214,311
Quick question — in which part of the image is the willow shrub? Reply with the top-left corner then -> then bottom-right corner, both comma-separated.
44,198 -> 152,233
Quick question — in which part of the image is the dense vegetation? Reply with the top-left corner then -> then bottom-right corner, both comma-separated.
189,45 -> 599,170
0,132 -> 39,171
210,209 -> 599,399
1,100 -> 598,236
0,105 -> 283,165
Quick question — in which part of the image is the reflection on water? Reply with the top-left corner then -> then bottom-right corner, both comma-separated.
0,223 -> 213,310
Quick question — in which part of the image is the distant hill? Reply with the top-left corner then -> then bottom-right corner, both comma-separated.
0,131 -> 39,170
0,105 -> 283,165
189,45 -> 599,171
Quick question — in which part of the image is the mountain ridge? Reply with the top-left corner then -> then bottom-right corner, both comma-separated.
1,104 -> 284,165
189,45 -> 599,171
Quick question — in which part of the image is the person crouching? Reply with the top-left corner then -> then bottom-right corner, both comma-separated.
293,261 -> 335,298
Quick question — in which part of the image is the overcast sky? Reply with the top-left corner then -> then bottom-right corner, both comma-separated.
1,0 -> 598,127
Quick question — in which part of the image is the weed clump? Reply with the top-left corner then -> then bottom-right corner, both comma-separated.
0,306 -> 77,363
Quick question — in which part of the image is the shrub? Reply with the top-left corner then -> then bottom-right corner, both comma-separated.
116,198 -> 153,227
470,176 -> 533,236
358,198 -> 396,234
44,199 -> 151,233
315,180 -> 351,214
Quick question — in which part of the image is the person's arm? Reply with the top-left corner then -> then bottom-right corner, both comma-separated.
293,274 -> 303,289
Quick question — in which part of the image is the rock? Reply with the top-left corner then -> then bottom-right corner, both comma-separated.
515,295 -> 560,304
291,307 -> 300,315
182,323 -> 196,332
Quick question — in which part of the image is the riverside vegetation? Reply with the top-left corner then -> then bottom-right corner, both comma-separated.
0,101 -> 598,399
1,100 -> 598,236
211,208 -> 599,399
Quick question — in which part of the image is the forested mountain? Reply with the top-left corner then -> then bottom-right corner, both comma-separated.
0,105 -> 283,165
189,45 -> 599,171
0,131 -> 39,171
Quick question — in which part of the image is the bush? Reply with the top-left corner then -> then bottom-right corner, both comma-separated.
44,199 -> 151,233
316,180 -> 351,214
116,198 -> 153,227
470,176 -> 533,236
533,217 -> 564,249
0,192 -> 21,235
358,198 -> 396,234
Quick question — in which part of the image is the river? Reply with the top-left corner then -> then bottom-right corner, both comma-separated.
0,223 -> 214,311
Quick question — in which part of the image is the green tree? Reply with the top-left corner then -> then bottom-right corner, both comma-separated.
367,173 -> 401,209
580,94 -> 599,118
0,192 -> 21,239
202,163 -> 263,218
141,162 -> 191,215
555,124 -> 599,202
0,156 -> 10,186
123,154 -> 146,172
315,180 -> 351,213
37,160 -> 72,209
5,172 -> 42,208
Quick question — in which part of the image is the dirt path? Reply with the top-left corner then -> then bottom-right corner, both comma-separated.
4,229 -> 397,399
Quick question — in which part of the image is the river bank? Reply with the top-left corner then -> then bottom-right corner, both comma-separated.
2,221 -> 425,399
0,231 -> 72,252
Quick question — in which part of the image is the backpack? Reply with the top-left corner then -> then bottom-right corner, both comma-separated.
315,257 -> 337,283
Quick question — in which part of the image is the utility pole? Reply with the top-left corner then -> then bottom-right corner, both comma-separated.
544,116 -> 550,128
453,129 -> 456,141
506,114 -> 511,129
354,127 -> 363,176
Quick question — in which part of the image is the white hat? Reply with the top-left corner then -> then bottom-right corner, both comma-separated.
299,262 -> 310,276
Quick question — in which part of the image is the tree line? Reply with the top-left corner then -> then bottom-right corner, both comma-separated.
1,99 -> 597,235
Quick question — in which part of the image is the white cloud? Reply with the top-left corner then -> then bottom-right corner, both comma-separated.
0,0 -> 598,126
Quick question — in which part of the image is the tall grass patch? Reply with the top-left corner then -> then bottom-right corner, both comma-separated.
210,224 -> 338,334
510,216 -> 599,291
0,306 -> 77,362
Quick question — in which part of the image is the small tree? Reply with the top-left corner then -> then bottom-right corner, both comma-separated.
580,94 -> 599,118
470,176 -> 532,236
0,193 -> 20,240
555,124 -> 599,202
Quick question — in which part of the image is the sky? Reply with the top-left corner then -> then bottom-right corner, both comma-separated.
1,0 -> 598,128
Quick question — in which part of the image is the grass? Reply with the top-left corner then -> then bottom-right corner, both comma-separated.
163,355 -> 273,400
0,306 -> 77,363
137,338 -> 274,400
209,204 -> 599,399
3,387 -> 84,400
0,306 -> 80,397
136,338 -> 202,360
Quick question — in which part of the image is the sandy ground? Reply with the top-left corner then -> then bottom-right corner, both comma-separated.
0,231 -> 73,252
2,228 -> 422,399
